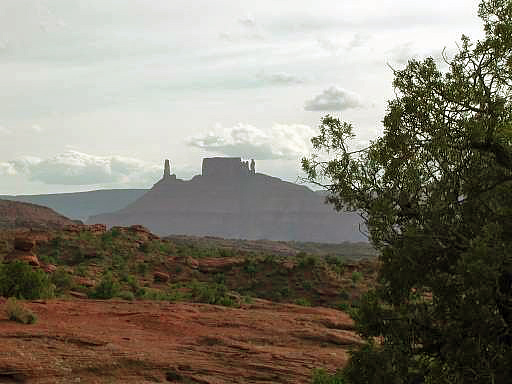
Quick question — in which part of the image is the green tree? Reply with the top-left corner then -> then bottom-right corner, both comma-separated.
302,1 -> 512,383
0,262 -> 54,299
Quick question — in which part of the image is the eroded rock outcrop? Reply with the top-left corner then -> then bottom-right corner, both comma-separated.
4,236 -> 40,267
0,299 -> 360,383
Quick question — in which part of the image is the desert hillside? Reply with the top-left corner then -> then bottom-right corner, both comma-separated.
0,200 -> 78,230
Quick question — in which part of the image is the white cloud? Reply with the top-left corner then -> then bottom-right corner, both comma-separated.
186,123 -> 316,160
386,42 -> 418,65
0,162 -> 16,176
238,14 -> 256,28
317,33 -> 371,54
0,150 -> 161,186
348,33 -> 371,50
257,71 -> 304,85
304,86 -> 363,111
0,125 -> 11,134
32,124 -> 44,133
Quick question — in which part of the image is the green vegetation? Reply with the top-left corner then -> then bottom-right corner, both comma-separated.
350,271 -> 362,286
50,268 -> 74,294
91,272 -> 120,299
5,297 -> 37,324
188,280 -> 237,307
311,369 -> 346,384
0,224 -> 376,311
0,261 -> 54,299
303,1 -> 512,383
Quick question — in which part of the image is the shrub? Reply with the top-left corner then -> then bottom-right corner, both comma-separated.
311,368 -> 346,384
0,261 -> 54,299
50,268 -> 74,294
189,281 -> 236,307
302,280 -> 313,291
351,271 -> 363,285
295,297 -> 311,307
91,272 -> 119,299
139,242 -> 152,253
118,290 -> 135,301
5,298 -> 37,324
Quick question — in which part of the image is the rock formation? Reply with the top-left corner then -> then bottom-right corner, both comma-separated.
88,157 -> 366,243
4,235 -> 40,267
164,159 -> 171,178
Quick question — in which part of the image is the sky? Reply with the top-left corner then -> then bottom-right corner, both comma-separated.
0,0 -> 483,194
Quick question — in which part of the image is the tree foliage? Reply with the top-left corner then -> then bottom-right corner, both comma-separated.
303,1 -> 512,382
0,261 -> 54,300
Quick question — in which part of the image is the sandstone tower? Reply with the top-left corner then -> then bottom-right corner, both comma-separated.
163,159 -> 171,178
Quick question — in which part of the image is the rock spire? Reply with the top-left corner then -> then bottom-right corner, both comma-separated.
164,159 -> 171,178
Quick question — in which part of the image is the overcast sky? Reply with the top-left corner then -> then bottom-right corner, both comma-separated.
0,0 -> 483,194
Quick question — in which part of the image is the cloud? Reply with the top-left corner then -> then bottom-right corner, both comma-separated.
386,42 -> 418,65
186,123 -> 316,160
238,14 -> 256,28
257,71 -> 304,85
317,33 -> 371,54
0,125 -> 11,134
0,162 -> 16,176
1,150 -> 161,186
304,87 -> 363,111
348,33 -> 371,50
32,124 -> 44,133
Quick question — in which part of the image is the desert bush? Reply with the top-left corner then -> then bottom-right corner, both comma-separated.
5,297 -> 37,324
351,271 -> 363,285
189,281 -> 236,307
136,262 -> 149,275
118,290 -> 135,301
244,260 -> 257,277
311,368 -> 346,384
90,272 -> 119,299
0,261 -> 54,299
139,241 -> 152,253
295,297 -> 311,307
302,280 -> 313,291
50,268 -> 74,294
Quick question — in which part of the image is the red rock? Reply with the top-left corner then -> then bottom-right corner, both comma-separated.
87,224 -> 107,234
74,277 -> 96,288
282,261 -> 296,270
0,299 -> 358,383
4,250 -> 40,267
68,291 -> 88,299
185,257 -> 199,269
14,236 -> 35,251
43,264 -> 57,273
64,224 -> 82,233
129,225 -> 159,240
154,271 -> 170,283
197,257 -> 245,272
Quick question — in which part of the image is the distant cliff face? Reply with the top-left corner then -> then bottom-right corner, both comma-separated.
88,158 -> 366,243
0,189 -> 147,220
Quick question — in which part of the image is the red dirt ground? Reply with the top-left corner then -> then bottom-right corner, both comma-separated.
0,298 -> 360,384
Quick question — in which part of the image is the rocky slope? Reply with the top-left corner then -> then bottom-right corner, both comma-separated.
0,200 -> 78,230
0,298 -> 359,383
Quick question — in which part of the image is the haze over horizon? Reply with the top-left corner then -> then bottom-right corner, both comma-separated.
1,0 -> 482,194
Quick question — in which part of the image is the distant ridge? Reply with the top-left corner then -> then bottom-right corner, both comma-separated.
88,157 -> 367,243
0,189 -> 147,221
0,199 -> 78,229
